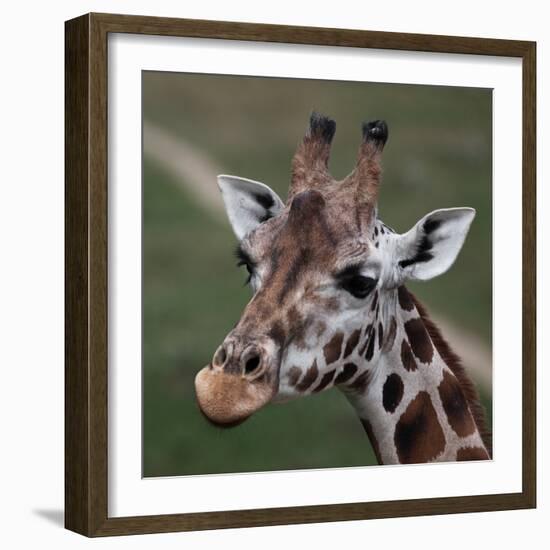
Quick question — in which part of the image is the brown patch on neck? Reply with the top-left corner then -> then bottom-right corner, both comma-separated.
397,285 -> 415,311
404,317 -> 434,364
409,291 -> 492,457
400,339 -> 417,372
438,370 -> 476,437
382,373 -> 404,413
394,391 -> 446,464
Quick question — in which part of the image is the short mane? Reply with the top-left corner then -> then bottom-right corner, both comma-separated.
410,292 -> 493,457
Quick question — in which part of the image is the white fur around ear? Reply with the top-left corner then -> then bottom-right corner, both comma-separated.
395,207 -> 476,281
217,175 -> 284,240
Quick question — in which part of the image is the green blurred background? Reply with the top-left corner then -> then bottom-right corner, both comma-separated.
142,72 -> 492,477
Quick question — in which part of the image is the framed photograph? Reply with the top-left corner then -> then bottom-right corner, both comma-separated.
65,12 -> 536,536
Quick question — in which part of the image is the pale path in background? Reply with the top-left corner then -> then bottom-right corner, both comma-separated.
143,119 -> 225,213
142,118 -> 491,390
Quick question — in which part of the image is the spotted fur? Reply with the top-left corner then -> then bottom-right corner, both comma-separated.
296,360 -> 319,392
404,317 -> 434,364
382,373 -> 404,413
400,339 -> 418,372
411,293 -> 492,456
394,391 -> 446,463
335,363 -> 358,385
343,329 -> 361,358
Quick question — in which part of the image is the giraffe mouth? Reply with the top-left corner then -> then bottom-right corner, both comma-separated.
194,365 -> 277,427
197,405 -> 250,429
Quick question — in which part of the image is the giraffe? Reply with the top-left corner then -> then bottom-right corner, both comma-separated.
194,113 -> 491,464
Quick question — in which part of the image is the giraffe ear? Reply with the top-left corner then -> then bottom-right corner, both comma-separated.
394,208 -> 476,281
217,175 -> 284,240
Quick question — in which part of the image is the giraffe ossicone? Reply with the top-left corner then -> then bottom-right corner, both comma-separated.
194,112 -> 491,464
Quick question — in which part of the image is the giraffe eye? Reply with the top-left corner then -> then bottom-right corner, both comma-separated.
235,245 -> 255,284
237,260 -> 254,284
340,275 -> 377,299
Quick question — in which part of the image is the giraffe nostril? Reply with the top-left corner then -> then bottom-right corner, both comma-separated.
213,345 -> 227,368
244,354 -> 261,375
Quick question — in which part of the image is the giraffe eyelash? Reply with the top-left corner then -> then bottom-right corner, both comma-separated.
234,245 -> 255,285
335,264 -> 378,299
339,275 -> 378,299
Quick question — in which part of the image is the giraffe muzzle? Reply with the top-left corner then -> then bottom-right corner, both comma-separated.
194,338 -> 278,427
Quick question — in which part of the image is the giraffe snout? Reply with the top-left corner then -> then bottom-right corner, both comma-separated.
194,336 -> 277,427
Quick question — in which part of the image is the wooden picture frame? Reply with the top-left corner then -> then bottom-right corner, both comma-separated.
65,12 -> 536,537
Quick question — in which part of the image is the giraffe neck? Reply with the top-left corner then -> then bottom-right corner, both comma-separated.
339,286 -> 490,465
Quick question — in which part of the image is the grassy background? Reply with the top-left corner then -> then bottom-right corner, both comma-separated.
142,72 -> 492,477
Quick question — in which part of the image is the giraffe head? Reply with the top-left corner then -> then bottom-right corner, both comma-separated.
195,113 -> 475,427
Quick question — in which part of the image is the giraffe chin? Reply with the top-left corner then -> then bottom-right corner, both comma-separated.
194,366 -> 276,428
